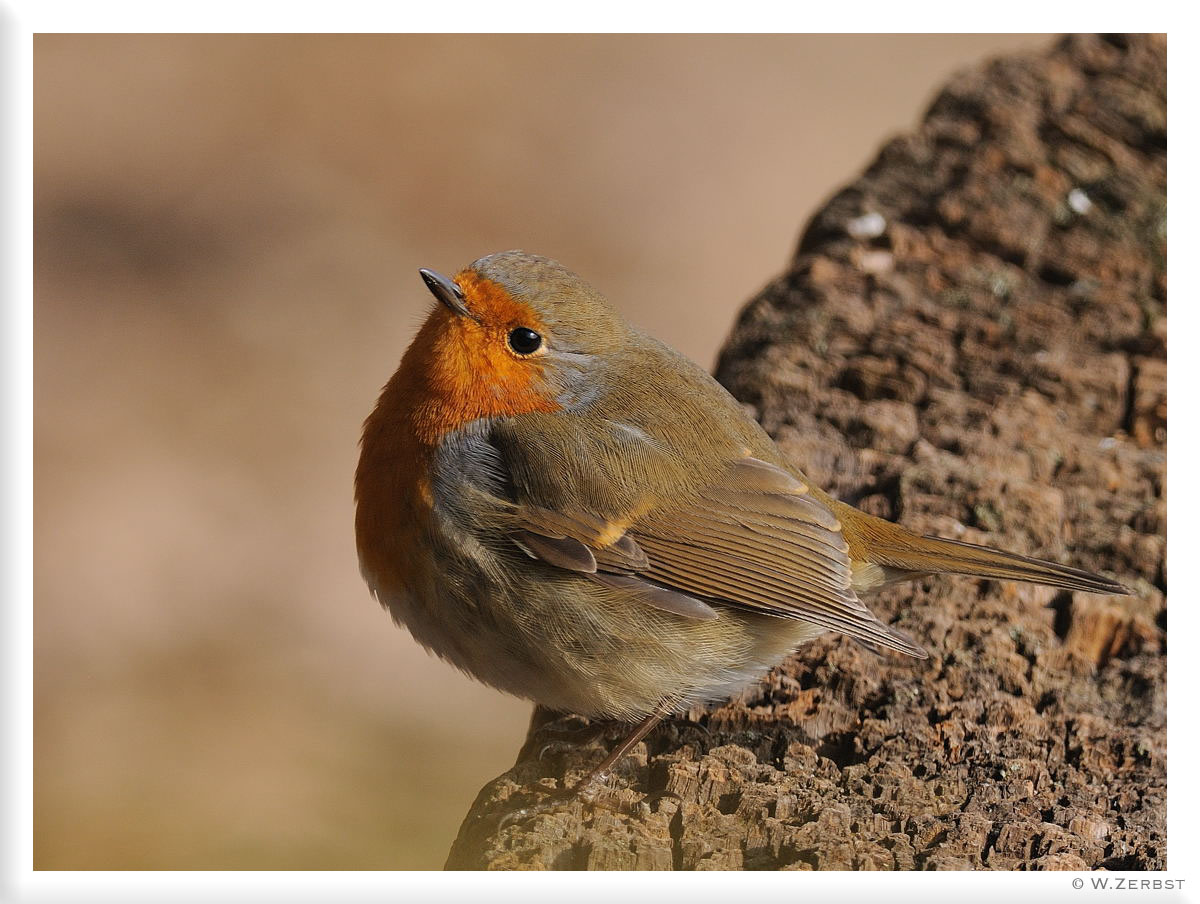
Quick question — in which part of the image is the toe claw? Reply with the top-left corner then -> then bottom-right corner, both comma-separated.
641,788 -> 684,808
498,806 -> 534,831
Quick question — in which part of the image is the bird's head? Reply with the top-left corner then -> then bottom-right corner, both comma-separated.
399,250 -> 630,441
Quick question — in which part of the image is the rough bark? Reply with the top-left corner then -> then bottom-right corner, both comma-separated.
445,33 -> 1166,870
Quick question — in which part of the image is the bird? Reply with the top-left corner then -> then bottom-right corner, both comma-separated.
354,250 -> 1127,795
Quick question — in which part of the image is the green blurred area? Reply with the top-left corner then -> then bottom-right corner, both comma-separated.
33,33 -> 1050,870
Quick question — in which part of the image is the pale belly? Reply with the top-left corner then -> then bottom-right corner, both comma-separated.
366,559 -> 826,721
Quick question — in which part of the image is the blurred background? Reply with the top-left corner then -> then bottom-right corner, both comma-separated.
34,33 -> 1051,870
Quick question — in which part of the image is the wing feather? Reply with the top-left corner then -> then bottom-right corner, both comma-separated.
651,512 -> 849,591
511,530 -> 598,573
506,454 -> 926,658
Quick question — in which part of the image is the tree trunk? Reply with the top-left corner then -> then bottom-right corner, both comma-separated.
445,33 -> 1166,871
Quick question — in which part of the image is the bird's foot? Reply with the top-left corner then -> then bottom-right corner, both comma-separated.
496,773 -> 618,830
532,724 -> 619,762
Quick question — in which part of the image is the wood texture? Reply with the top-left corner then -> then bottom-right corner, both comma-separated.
446,33 -> 1166,870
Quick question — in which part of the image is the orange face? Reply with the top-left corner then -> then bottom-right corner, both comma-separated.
400,269 -> 562,446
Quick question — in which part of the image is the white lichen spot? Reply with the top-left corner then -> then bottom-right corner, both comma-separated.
847,211 -> 887,239
1067,188 -> 1093,215
858,250 -> 894,274
989,273 -> 1012,298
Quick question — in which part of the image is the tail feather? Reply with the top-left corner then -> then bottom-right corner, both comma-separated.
863,534 -> 1128,595
832,501 -> 1128,596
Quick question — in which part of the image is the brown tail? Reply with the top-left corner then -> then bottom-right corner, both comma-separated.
835,503 -> 1129,596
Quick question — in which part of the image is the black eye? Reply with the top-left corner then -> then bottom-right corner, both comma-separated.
507,327 -> 543,355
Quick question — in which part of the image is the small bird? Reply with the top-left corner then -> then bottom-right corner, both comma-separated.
355,250 -> 1126,791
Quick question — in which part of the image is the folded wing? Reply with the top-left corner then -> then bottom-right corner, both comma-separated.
510,455 -> 927,658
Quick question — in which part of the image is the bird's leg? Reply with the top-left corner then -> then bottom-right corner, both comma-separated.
572,703 -> 671,801
498,702 -> 672,828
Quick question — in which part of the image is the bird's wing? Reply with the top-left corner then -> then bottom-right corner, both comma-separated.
510,454 -> 927,658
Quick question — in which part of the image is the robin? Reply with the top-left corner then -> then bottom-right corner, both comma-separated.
354,250 -> 1126,796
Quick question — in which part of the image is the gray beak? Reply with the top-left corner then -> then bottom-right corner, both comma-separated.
419,268 -> 475,320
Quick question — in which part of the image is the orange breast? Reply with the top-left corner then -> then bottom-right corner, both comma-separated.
354,383 -> 436,600
354,276 -> 560,597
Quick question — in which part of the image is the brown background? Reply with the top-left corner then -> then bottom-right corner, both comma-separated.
34,33 -> 1050,870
